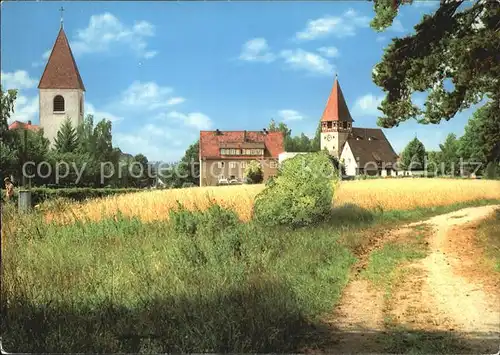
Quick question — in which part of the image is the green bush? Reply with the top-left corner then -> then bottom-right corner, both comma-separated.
169,200 -> 240,237
24,187 -> 139,205
244,160 -> 263,184
253,151 -> 337,228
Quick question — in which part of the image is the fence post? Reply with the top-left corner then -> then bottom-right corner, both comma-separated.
18,189 -> 32,213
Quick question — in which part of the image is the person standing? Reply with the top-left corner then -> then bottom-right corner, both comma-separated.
4,177 -> 14,202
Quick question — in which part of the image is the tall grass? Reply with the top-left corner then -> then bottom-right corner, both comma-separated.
2,202 -> 357,353
46,179 -> 500,223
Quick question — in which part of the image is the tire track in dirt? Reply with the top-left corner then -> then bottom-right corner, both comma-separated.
414,205 -> 500,338
326,205 -> 500,353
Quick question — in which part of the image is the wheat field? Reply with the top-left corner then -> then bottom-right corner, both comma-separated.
46,178 -> 500,223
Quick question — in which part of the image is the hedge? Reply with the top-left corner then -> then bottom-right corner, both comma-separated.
1,187 -> 140,206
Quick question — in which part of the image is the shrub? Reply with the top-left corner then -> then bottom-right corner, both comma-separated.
11,187 -> 140,206
253,151 -> 337,228
244,160 -> 263,184
169,200 -> 240,237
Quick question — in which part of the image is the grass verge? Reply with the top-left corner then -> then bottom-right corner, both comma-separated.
475,208 -> 500,272
1,199 -> 499,353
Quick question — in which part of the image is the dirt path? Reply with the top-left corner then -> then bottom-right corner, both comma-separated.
328,205 -> 500,353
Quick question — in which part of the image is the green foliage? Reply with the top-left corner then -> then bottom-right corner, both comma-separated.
459,101 -> 500,170
400,137 -> 426,170
169,200 -> 240,238
0,85 -> 17,144
2,202 -> 358,352
244,160 -> 263,184
371,0 -> 500,128
485,162 -> 499,180
439,133 -> 461,175
268,119 -> 317,152
25,187 -> 139,205
54,117 -> 79,153
253,151 -> 337,228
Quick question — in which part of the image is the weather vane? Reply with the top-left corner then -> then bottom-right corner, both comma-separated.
59,6 -> 64,28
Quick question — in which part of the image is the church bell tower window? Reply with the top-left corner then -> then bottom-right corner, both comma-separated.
53,95 -> 65,112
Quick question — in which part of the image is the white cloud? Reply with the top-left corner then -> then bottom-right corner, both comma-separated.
353,94 -> 384,116
239,38 -> 275,63
119,81 -> 178,110
1,70 -> 37,90
69,13 -> 157,59
166,97 -> 185,106
85,102 -> 123,123
113,123 -> 196,162
278,109 -> 305,122
317,46 -> 339,58
8,95 -> 39,124
165,111 -> 212,130
295,9 -> 370,41
280,49 -> 334,76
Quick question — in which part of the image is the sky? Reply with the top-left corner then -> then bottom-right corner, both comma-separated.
1,1 -> 481,162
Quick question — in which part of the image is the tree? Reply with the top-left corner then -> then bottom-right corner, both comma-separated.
54,117 -> 79,153
310,121 -> 322,152
370,0 -> 500,128
426,151 -> 442,175
400,137 -> 426,171
244,160 -> 263,184
459,101 -> 500,171
268,119 -> 316,152
439,133 -> 461,175
0,85 -> 17,145
179,140 -> 200,186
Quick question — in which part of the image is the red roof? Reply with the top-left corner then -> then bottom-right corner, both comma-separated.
320,77 -> 353,122
199,130 -> 284,159
9,120 -> 40,132
38,27 -> 85,91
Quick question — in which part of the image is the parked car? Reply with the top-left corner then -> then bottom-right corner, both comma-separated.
218,177 -> 229,185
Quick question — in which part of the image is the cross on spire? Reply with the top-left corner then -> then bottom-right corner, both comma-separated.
59,6 -> 64,29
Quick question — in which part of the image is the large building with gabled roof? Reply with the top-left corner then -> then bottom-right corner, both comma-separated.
37,23 -> 86,147
319,75 -> 398,176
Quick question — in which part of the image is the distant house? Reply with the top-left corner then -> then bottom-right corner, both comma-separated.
8,120 -> 40,132
199,129 -> 284,186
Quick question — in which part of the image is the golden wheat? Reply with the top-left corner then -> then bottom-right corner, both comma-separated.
46,178 -> 500,223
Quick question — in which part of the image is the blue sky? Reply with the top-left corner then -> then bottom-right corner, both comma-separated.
1,1 -> 479,162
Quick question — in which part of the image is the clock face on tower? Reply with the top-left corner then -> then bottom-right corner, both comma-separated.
326,134 -> 333,141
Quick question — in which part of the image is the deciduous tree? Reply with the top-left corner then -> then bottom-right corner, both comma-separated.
370,0 -> 500,128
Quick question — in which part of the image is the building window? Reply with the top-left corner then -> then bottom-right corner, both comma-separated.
229,162 -> 237,169
53,95 -> 65,112
343,121 -> 347,129
270,160 -> 277,169
241,161 -> 247,169
80,97 -> 83,116
217,161 -> 224,168
327,121 -> 332,129
347,158 -> 351,164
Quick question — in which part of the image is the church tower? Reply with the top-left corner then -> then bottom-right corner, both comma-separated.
38,15 -> 85,147
320,75 -> 354,158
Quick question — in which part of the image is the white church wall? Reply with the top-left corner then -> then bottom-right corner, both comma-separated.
40,88 -> 84,146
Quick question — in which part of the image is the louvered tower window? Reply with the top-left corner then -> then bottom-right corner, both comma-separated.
53,95 -> 65,112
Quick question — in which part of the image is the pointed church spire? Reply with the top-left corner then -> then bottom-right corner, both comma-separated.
320,75 -> 353,123
38,25 -> 85,91
59,6 -> 64,29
